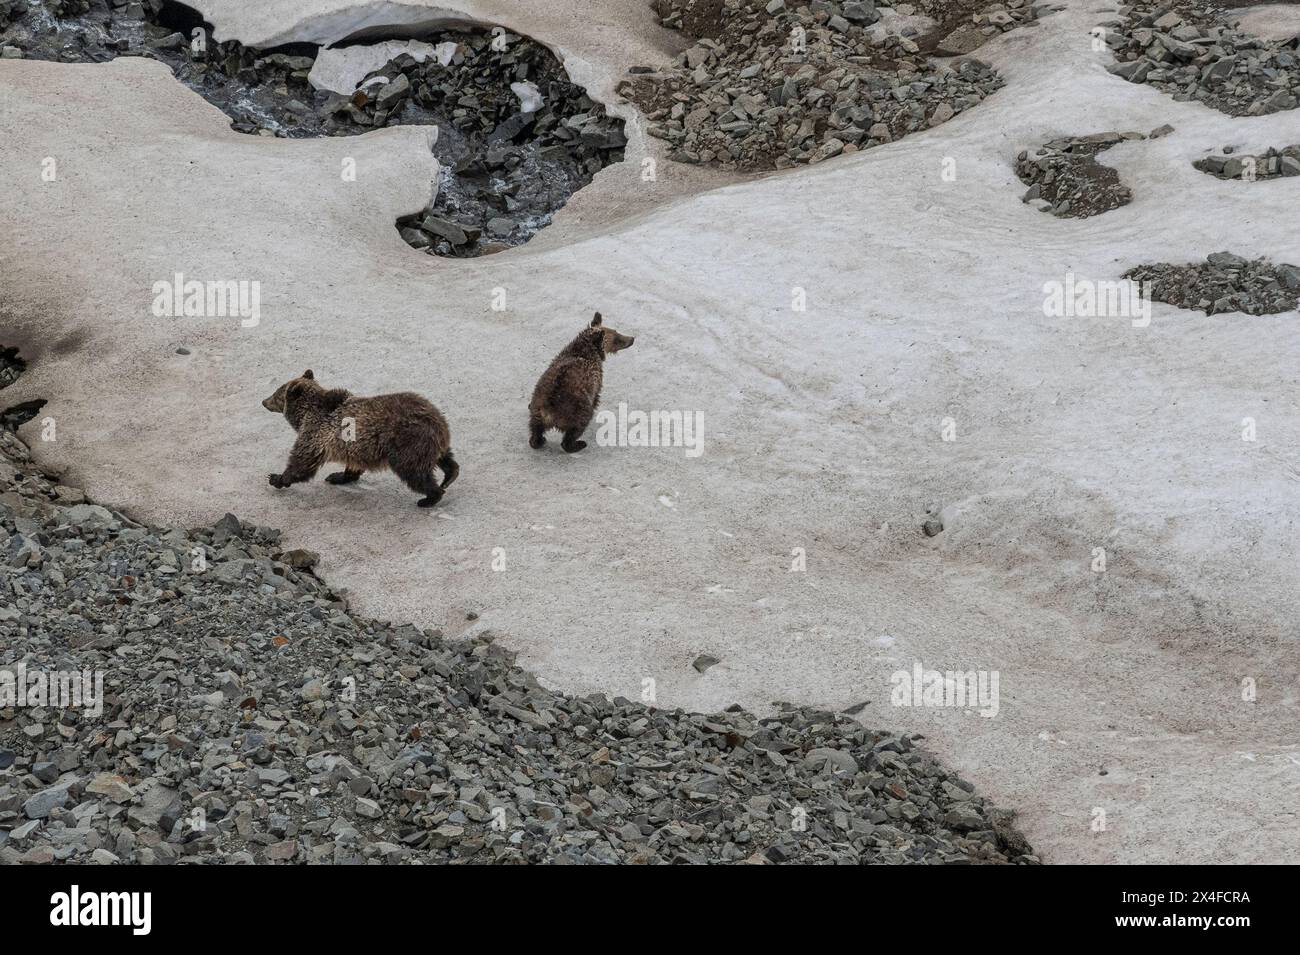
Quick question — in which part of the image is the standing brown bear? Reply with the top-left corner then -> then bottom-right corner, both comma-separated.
528,312 -> 635,452
262,370 -> 458,507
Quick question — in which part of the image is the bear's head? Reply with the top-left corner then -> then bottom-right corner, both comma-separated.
590,312 -> 634,356
262,369 -> 320,415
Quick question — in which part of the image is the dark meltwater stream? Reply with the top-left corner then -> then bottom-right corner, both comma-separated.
0,0 -> 627,256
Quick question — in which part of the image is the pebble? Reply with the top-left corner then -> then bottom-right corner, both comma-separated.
691,653 -> 721,673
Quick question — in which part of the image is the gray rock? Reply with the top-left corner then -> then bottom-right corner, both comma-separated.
420,215 -> 468,246
938,24 -> 987,56
63,503 -> 115,527
842,2 -> 878,24
803,748 -> 859,774
692,653 -> 721,673
23,783 -> 73,820
1207,251 -> 1247,269
374,73 -> 410,112
281,548 -> 319,569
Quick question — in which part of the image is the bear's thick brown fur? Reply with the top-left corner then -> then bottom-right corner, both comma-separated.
262,370 -> 458,507
528,313 -> 635,452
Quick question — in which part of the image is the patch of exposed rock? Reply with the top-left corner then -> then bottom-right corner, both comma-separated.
1124,252 -> 1300,315
0,0 -> 625,257
1103,2 -> 1300,115
620,0 -> 1045,170
0,348 -> 24,391
1015,130 -> 1152,218
1194,143 -> 1300,180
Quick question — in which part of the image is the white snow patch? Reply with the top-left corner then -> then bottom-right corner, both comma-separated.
309,39 -> 458,93
1232,4 -> 1300,42
511,80 -> 544,113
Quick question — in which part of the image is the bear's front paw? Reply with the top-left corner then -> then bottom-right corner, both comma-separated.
268,473 -> 287,489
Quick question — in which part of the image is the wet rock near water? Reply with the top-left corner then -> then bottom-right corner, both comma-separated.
0,347 -> 25,391
1103,2 -> 1300,116
1124,252 -> 1300,315
0,423 -> 1037,864
621,0 -> 1046,171
1194,143 -> 1300,180
1015,131 -> 1143,218
359,33 -> 626,258
0,0 -> 625,257
0,345 -> 43,433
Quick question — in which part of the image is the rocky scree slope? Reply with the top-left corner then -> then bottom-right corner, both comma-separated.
0,418 -> 1037,864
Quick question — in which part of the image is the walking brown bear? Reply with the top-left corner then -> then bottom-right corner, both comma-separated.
262,370 -> 458,507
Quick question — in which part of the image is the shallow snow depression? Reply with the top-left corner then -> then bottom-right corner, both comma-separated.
1,0 -> 1299,864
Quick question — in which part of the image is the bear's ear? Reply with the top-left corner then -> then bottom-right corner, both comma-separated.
302,369 -> 314,380
590,312 -> 602,327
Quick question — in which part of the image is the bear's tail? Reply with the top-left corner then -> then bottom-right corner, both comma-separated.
438,451 -> 459,489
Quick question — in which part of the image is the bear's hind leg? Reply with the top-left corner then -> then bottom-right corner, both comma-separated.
389,448 -> 443,508
437,451 -> 459,489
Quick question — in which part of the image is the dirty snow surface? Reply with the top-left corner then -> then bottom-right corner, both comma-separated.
2,0 -> 1299,864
